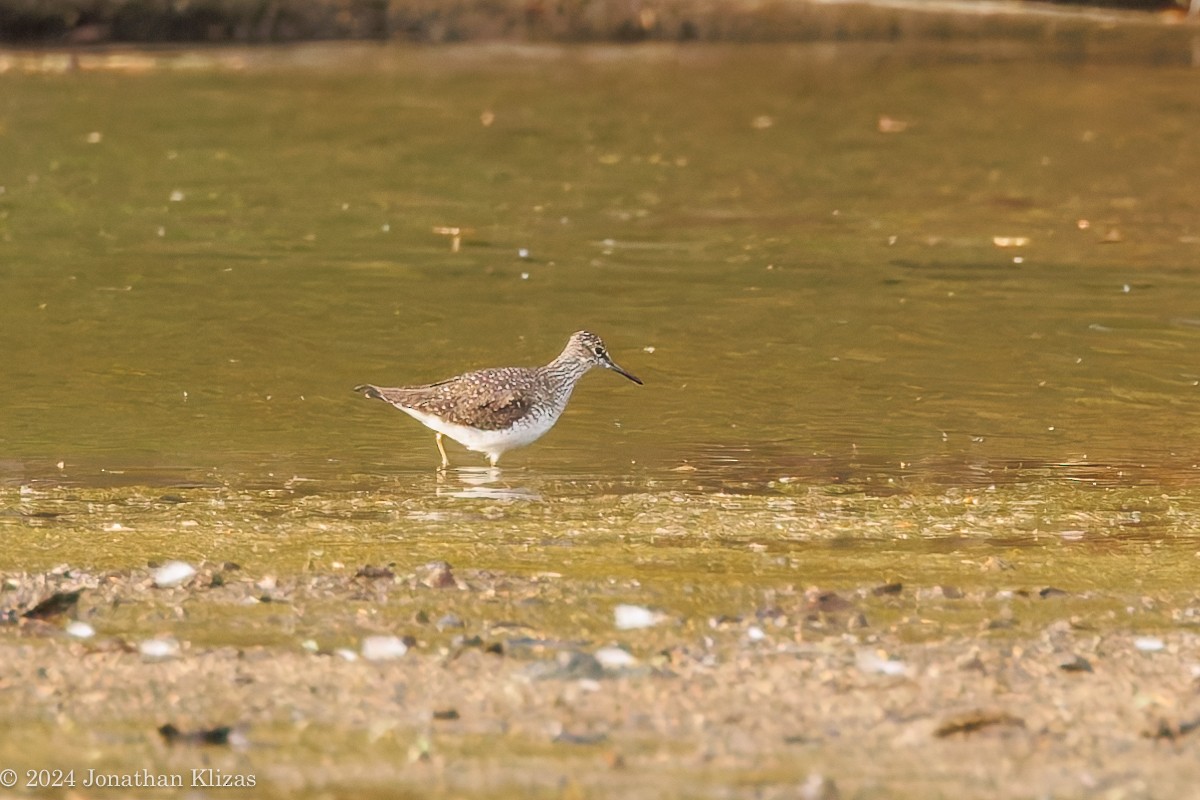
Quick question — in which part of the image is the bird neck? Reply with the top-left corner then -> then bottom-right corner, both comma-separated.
542,351 -> 593,390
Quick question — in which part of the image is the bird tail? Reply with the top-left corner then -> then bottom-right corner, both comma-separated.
354,384 -> 411,407
354,384 -> 386,401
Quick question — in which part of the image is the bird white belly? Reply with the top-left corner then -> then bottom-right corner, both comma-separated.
399,407 -> 561,461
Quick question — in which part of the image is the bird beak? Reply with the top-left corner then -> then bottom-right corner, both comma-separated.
604,358 -> 643,385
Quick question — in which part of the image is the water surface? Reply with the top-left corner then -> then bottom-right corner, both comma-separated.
1,40 -> 1199,540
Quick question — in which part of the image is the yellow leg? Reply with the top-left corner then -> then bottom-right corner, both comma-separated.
435,433 -> 450,469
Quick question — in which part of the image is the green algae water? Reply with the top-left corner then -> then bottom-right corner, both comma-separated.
3,43 -> 1200,488
2,38 -> 1200,551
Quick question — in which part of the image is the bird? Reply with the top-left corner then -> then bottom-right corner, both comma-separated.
355,331 -> 642,468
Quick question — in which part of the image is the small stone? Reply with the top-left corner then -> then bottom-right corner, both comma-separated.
594,646 -> 638,669
855,649 -> 906,676
846,612 -> 870,630
1134,636 -> 1165,652
22,590 -> 82,620
159,723 -> 237,747
1060,655 -> 1093,673
415,561 -> 456,589
614,604 -> 666,630
436,613 -> 464,631
153,561 -> 196,588
65,621 -> 95,639
139,637 -> 181,662
935,710 -> 1025,737
805,589 -> 853,613
361,635 -> 408,661
525,651 -> 605,681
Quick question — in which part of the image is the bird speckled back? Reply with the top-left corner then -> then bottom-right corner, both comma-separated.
354,330 -> 641,467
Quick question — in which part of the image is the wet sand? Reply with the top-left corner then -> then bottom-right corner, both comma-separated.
3,558 -> 1198,798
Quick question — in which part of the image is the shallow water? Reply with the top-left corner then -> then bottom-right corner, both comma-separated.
0,38 -> 1199,571
4,41 -> 1200,492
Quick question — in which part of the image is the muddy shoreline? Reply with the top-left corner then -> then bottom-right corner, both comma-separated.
3,560 -> 1198,798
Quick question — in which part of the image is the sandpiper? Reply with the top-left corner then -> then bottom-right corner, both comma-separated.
355,331 -> 642,468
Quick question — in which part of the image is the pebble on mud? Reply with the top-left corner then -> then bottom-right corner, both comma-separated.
525,650 -> 605,681
64,620 -> 95,639
361,635 -> 408,661
594,646 -> 638,669
415,561 -> 457,589
356,565 -> 395,579
934,710 -> 1025,738
159,723 -> 235,747
614,604 -> 666,630
855,649 -> 907,677
22,590 -> 82,620
139,637 -> 181,662
436,613 -> 464,631
1060,655 -> 1093,673
1146,717 -> 1200,741
153,561 -> 197,588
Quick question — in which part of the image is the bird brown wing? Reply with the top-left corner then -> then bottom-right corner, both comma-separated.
442,383 -> 535,431
355,367 -> 539,432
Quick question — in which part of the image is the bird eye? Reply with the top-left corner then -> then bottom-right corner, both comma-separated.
593,346 -> 605,356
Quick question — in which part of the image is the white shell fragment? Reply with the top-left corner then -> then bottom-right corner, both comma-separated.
361,635 -> 408,661
1134,636 -> 1165,653
856,649 -> 908,676
153,561 -> 197,588
594,646 -> 638,669
65,621 -> 95,639
613,604 -> 666,631
139,637 -> 181,662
